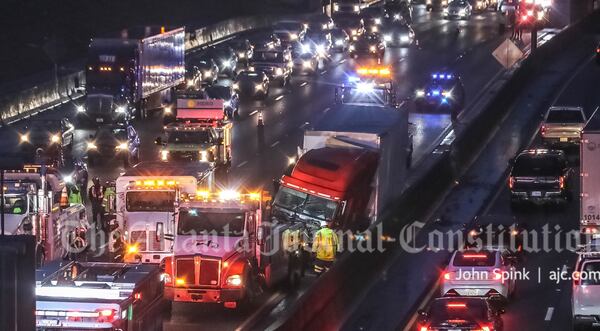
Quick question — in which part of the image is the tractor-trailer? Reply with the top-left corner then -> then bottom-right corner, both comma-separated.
80,26 -> 185,125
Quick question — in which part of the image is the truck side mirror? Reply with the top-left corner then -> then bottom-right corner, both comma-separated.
156,222 -> 164,242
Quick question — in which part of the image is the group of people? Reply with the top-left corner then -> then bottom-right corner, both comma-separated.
507,6 -> 525,41
283,220 -> 341,276
65,177 -> 115,232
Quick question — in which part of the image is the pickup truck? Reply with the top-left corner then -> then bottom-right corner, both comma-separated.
540,106 -> 587,147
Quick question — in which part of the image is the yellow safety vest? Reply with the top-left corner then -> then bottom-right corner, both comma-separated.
312,228 -> 339,262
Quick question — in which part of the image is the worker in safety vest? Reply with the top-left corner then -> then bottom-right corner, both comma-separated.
68,184 -> 82,206
312,220 -> 339,275
102,182 -> 116,214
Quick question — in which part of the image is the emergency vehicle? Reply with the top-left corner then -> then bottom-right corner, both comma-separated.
4,164 -> 88,266
159,99 -> 232,166
336,66 -> 397,106
36,261 -> 164,331
163,189 -> 302,308
114,162 -> 214,264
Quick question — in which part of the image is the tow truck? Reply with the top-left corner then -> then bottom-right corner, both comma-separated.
4,164 -> 88,266
158,99 -> 232,166
163,189 -> 301,308
114,162 -> 214,264
36,261 -> 164,331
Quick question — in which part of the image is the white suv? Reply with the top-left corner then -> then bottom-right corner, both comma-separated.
572,245 -> 600,330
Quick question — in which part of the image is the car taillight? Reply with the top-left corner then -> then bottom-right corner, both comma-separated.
573,271 -> 581,285
596,48 -> 600,53
419,326 -> 429,331
540,125 -> 546,136
509,176 -> 515,189
559,176 -> 565,189
444,272 -> 452,280
480,326 -> 492,331
493,272 -> 502,281
96,309 -> 116,323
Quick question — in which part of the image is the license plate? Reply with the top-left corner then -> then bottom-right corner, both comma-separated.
531,191 -> 542,197
96,118 -> 104,123
464,289 -> 479,296
38,319 -> 61,326
191,294 -> 203,301
560,137 -> 568,142
449,329 -> 461,331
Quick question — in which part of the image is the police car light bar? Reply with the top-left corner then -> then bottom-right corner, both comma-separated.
432,73 -> 453,79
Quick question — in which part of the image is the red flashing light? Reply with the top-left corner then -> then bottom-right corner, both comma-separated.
134,292 -> 142,301
224,301 -> 237,309
447,303 -> 467,308
462,254 -> 488,259
419,326 -> 429,331
559,176 -> 565,190
481,326 -> 492,331
509,176 -> 515,189
596,48 -> 600,53
96,309 -> 116,323
540,125 -> 546,136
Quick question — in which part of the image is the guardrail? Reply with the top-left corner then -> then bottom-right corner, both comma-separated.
275,8 -> 600,331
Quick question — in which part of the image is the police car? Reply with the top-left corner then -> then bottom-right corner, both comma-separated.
349,32 -> 386,59
418,297 -> 504,331
414,72 -> 465,117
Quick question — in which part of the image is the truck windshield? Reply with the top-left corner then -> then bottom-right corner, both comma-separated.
126,191 -> 175,212
168,131 -> 212,144
177,209 -> 244,236
273,186 -> 339,221
546,110 -> 584,123
3,195 -> 26,215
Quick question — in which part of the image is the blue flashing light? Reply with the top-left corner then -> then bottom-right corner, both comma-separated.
441,98 -> 448,104
432,90 -> 440,96
189,209 -> 198,216
348,76 -> 360,82
432,73 -> 438,79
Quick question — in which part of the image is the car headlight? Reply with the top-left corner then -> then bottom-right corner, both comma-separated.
354,5 -> 360,12
351,29 -> 358,36
335,39 -> 344,46
416,89 -> 425,97
384,34 -> 392,42
459,8 -> 466,14
316,44 -> 325,54
222,60 -> 231,68
400,35 -> 410,43
50,134 -> 60,144
115,106 -> 127,113
374,18 -> 381,25
19,133 -> 29,143
275,67 -> 283,76
203,71 -> 212,78
76,105 -> 86,113
223,100 -> 232,108
199,150 -> 208,162
238,52 -> 245,59
164,106 -> 172,114
303,60 -> 312,68
290,33 -> 298,40
255,83 -> 264,91
349,45 -> 355,51
394,14 -> 401,20
369,45 -> 377,52
232,82 -> 239,90
87,142 -> 97,150
301,44 -> 311,53
161,150 -> 169,161
322,23 -> 328,29
443,7 -> 449,13
371,26 -> 378,33
442,90 -> 453,98
116,142 -> 128,150
226,274 -> 242,287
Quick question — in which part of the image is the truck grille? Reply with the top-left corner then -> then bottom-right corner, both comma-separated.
175,257 -> 221,287
130,231 -> 147,251
176,258 -> 195,284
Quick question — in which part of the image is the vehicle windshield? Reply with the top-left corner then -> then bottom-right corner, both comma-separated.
168,131 -> 212,144
453,250 -> 496,267
177,209 -> 244,236
581,262 -> 600,285
126,191 -> 175,212
253,51 -> 284,62
546,109 -> 585,123
3,195 -> 27,215
273,186 -> 339,221
512,155 -> 564,177
429,300 -> 486,323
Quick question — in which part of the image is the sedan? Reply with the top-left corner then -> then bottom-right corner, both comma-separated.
349,32 -> 385,59
229,39 -> 254,65
330,28 -> 350,52
381,20 -> 415,47
418,297 -> 504,331
443,0 -> 473,19
86,124 -> 140,167
233,70 -> 270,100
200,46 -> 238,78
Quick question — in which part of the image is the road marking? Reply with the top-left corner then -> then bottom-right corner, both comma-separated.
275,95 -> 284,101
402,274 -> 444,331
544,307 -> 554,321
299,122 -> 310,129
320,70 -> 328,75
235,292 -> 286,331
249,110 -> 259,116
270,140 -> 280,147
237,160 -> 248,168
300,81 -> 308,87
323,107 -> 330,113
339,59 -> 346,64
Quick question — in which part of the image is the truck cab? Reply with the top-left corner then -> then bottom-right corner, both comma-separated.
163,190 -> 293,308
115,162 -> 214,264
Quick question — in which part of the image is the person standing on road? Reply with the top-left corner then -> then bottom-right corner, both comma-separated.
312,221 -> 339,275
68,184 -> 82,206
88,177 -> 105,230
508,8 -> 517,39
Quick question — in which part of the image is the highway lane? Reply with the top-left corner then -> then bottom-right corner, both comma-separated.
0,7 -> 516,331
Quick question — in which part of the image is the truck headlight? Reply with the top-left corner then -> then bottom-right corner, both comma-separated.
87,142 -> 97,150
275,67 -> 283,76
50,134 -> 60,144
226,274 -> 242,287
384,34 -> 392,42
199,150 -> 208,162
369,45 -> 377,52
76,105 -> 86,113
115,106 -> 126,113
116,142 -> 128,150
416,89 -> 425,97
335,39 -> 344,46
161,150 -> 169,161
290,33 -> 298,40
19,133 -> 29,143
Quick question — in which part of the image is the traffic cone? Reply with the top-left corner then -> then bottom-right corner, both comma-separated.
60,186 -> 68,208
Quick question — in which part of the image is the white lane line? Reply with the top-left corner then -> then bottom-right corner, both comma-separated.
544,307 -> 554,321
237,160 -> 248,168
323,107 -> 331,113
320,70 -> 328,75
300,81 -> 308,87
339,59 -> 346,64
275,95 -> 284,101
270,141 -> 280,147
249,110 -> 259,116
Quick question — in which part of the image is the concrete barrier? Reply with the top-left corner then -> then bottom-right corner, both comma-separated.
275,9 -> 600,331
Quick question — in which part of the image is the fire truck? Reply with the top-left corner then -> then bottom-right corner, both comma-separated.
158,99 -> 232,166
114,162 -> 214,264
36,261 -> 164,331
3,165 -> 88,266
163,189 -> 301,308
